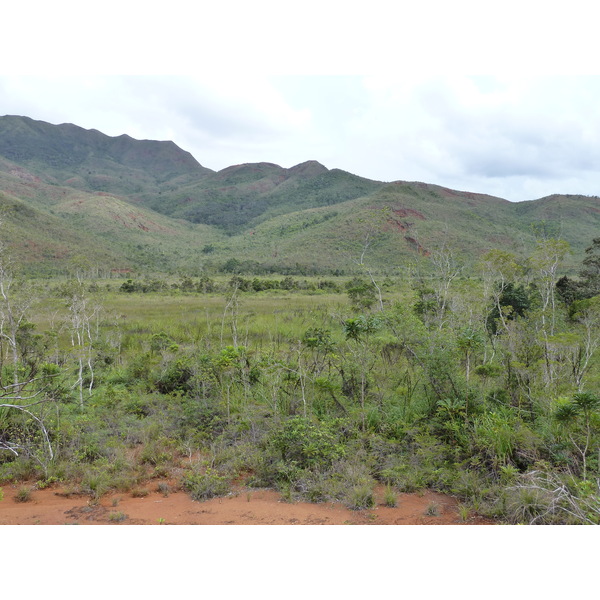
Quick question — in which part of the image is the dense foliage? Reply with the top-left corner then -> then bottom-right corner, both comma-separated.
1,237 -> 599,524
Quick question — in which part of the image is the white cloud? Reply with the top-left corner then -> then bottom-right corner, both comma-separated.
0,75 -> 315,169
324,75 -> 600,199
2,74 -> 600,200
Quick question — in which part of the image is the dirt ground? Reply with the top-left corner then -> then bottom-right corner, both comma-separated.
0,481 -> 494,525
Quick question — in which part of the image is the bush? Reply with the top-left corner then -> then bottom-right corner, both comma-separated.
472,408 -> 540,471
183,468 -> 230,501
269,417 -> 346,471
0,458 -> 45,483
108,511 -> 128,522
154,357 -> 193,394
277,457 -> 377,508
345,484 -> 375,510
150,332 -> 176,354
498,470 -> 600,525
14,487 -> 32,503
383,485 -> 397,507
345,278 -> 377,311
139,440 -> 174,467
80,465 -> 111,499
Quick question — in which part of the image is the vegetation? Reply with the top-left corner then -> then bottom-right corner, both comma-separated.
2,115 -> 600,278
1,228 -> 599,525
1,115 -> 599,524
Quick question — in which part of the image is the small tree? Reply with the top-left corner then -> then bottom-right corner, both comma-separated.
0,235 -> 56,470
456,326 -> 484,415
66,281 -> 102,407
529,238 -> 570,337
569,297 -> 600,391
1,386 -> 55,468
0,244 -> 36,387
580,237 -> 600,296
554,392 -> 600,481
480,249 -> 524,335
429,239 -> 462,329
347,208 -> 391,312
342,314 -> 383,430
345,278 -> 377,312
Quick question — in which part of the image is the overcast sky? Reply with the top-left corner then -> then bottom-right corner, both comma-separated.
4,74 -> 600,202
2,3 -> 600,203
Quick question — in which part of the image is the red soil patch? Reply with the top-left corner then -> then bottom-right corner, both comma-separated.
391,207 -> 426,220
0,482 -> 493,525
405,236 -> 430,256
9,167 -> 41,183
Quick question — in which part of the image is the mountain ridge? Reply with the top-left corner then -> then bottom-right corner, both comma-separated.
0,114 -> 599,276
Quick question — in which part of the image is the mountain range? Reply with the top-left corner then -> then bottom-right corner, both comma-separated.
0,114 -> 598,277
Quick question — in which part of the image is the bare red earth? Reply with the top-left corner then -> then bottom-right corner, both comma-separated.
0,482 -> 493,525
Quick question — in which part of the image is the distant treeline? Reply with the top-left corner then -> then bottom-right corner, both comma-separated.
219,258 -> 346,277
118,275 -> 344,294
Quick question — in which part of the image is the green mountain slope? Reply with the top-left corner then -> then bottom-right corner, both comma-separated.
136,161 -> 386,234
0,115 -> 213,196
1,114 -> 599,276
217,181 -> 531,273
219,181 -> 600,273
512,194 -> 600,254
0,158 -> 224,276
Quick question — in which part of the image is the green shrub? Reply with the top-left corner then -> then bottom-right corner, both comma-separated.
345,484 -> 375,510
80,466 -> 111,499
269,417 -> 346,471
497,470 -> 599,525
36,476 -> 61,490
179,402 -> 227,438
150,332 -> 176,354
457,503 -> 470,522
183,468 -> 230,501
126,353 -> 153,384
154,357 -> 193,394
108,511 -> 128,522
383,485 -> 397,507
0,458 -> 44,483
278,456 -> 377,508
472,408 -> 539,471
345,278 -> 377,311
15,487 -> 32,503
139,442 -> 174,467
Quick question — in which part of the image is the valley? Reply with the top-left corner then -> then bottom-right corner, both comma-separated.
0,115 -> 599,526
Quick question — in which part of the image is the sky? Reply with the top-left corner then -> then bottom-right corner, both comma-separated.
2,2 -> 600,204
4,74 -> 600,202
